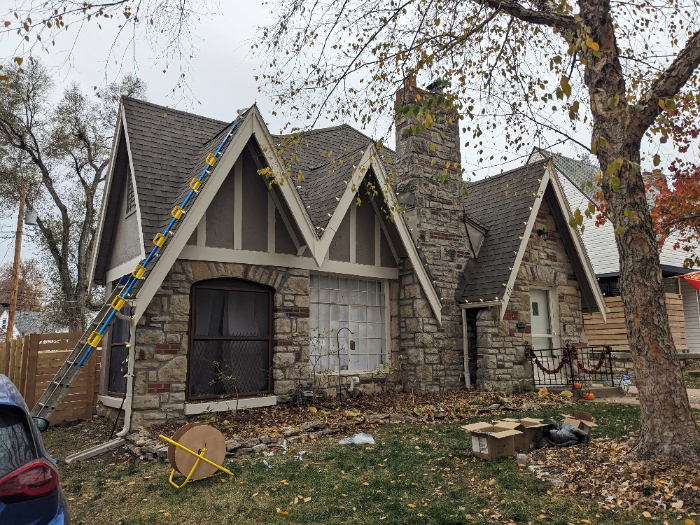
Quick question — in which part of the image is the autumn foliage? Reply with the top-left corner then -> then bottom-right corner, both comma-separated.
650,163 -> 700,269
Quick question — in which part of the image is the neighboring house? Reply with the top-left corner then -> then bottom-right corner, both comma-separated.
89,78 -> 606,428
528,150 -> 700,352
0,310 -> 63,341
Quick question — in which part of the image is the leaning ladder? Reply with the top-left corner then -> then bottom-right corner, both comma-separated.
31,121 -> 239,422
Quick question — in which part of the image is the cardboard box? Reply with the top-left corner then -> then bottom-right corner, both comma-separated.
493,418 -> 550,452
462,422 -> 523,460
560,410 -> 598,435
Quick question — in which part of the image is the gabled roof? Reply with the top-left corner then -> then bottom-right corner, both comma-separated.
121,98 -> 233,248
530,148 -> 691,276
275,125 -> 396,231
461,161 -> 548,304
91,100 -> 443,323
460,161 -> 606,319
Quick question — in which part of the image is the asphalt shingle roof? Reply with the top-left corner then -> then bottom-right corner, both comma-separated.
122,98 -> 233,247
274,125 -> 395,230
460,161 -> 548,303
529,149 -> 599,201
121,99 -> 392,247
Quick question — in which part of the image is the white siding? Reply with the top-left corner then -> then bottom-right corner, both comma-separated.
682,279 -> 700,352
559,176 -> 619,275
558,175 -> 689,275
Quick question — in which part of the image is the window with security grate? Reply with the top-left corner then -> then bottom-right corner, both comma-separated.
309,274 -> 386,371
188,279 -> 273,400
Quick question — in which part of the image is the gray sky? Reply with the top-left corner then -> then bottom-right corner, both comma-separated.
0,1 -> 647,264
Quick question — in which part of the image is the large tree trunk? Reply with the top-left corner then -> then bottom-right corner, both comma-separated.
582,0 -> 700,462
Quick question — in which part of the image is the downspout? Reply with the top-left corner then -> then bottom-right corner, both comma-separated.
462,308 -> 471,389
116,316 -> 137,437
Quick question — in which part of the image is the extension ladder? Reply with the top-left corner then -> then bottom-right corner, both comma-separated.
31,118 -> 241,422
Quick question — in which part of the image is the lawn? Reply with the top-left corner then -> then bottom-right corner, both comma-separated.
45,402 -> 695,525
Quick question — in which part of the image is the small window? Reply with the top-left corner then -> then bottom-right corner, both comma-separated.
108,306 -> 131,395
125,177 -> 136,216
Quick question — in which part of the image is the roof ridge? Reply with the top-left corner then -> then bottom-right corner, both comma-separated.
122,96 -> 229,126
468,159 -> 548,188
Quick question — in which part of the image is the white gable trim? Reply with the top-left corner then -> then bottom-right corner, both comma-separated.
131,111 -> 257,322
365,145 -> 443,323
498,164 -> 608,322
314,146 -> 373,264
547,165 -> 608,321
250,114 -> 320,261
87,107 -> 124,290
499,170 -> 550,320
119,104 -> 147,261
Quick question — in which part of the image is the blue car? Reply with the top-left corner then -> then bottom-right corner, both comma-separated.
0,374 -> 70,524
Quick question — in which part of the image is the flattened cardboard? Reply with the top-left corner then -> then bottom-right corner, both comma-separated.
462,423 -> 523,460
560,411 -> 598,436
491,418 -> 549,452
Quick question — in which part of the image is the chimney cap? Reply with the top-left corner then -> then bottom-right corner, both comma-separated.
426,78 -> 447,93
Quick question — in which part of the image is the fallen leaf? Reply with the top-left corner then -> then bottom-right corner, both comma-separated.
643,511 -> 652,518
362,482 -> 369,486
303,497 -> 311,503
127,481 -> 135,486
276,508 -> 289,515
685,520 -> 696,525
252,492 -> 259,497
671,501 -> 684,509
408,503 -> 417,508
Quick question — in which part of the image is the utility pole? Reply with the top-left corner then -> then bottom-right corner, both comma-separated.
7,181 -> 26,341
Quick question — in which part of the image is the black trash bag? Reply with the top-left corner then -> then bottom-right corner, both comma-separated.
537,418 -> 590,448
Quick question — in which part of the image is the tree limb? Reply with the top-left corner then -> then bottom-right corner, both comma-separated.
472,0 -> 579,32
629,29 -> 700,144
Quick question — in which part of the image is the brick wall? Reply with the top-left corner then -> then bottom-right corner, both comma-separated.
475,198 -> 587,391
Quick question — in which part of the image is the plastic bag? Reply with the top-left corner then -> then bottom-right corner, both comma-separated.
338,433 -> 376,445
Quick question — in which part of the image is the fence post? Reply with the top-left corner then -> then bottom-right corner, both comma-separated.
0,340 -> 7,376
83,350 -> 97,420
24,334 -> 40,408
9,339 -> 18,384
566,343 -> 576,388
19,335 -> 30,398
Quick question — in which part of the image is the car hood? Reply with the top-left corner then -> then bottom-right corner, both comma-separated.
0,374 -> 30,412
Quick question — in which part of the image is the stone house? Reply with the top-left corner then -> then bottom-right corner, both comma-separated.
89,79 -> 606,428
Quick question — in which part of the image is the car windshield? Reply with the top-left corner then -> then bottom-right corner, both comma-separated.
0,405 -> 39,479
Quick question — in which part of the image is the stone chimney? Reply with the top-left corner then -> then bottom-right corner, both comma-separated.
393,76 -> 472,393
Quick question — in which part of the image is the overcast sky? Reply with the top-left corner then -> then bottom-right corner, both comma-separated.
0,1 -> 591,264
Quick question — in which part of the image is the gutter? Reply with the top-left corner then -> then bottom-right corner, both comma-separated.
116,316 -> 137,437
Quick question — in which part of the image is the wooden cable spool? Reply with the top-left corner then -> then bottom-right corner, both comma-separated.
167,424 -> 226,481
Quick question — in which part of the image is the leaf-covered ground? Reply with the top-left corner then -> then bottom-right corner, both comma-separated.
47,402 -> 700,524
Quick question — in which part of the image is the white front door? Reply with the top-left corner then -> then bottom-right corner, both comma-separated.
530,288 -> 553,350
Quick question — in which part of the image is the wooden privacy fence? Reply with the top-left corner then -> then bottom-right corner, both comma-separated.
0,332 -> 101,425
584,293 -> 688,352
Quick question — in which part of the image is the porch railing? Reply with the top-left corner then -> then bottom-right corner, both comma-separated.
525,343 -> 615,388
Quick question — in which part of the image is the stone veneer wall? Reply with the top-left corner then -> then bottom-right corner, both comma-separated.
123,259 -> 402,428
475,198 -> 587,391
392,78 -> 470,393
129,260 -> 311,428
